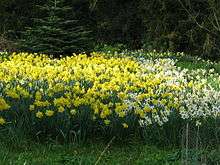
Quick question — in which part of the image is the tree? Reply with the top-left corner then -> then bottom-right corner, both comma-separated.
178,0 -> 220,60
18,0 -> 92,56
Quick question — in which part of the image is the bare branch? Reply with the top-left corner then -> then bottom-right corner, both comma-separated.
213,10 -> 220,31
177,0 -> 214,34
89,0 -> 98,12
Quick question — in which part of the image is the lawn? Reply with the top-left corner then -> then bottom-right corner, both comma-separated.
0,139 -> 180,165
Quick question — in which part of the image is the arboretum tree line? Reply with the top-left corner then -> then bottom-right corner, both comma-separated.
0,0 -> 220,59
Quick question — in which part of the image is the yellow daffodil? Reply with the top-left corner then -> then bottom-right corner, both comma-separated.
0,97 -> 10,111
36,111 -> 44,119
0,117 -> 6,125
122,123 -> 128,128
45,110 -> 54,117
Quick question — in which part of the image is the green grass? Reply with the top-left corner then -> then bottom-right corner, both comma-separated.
175,56 -> 220,74
0,139 -> 181,165
176,60 -> 213,70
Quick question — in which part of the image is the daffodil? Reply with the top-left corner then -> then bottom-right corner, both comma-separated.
70,109 -> 77,115
58,106 -> 65,113
0,117 -> 6,125
45,110 -> 54,117
122,123 -> 128,128
0,97 -> 10,111
36,111 -> 44,119
29,105 -> 35,111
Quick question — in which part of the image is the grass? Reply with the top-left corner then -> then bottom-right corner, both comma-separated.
175,56 -> 220,74
0,139 -> 181,165
176,60 -> 213,70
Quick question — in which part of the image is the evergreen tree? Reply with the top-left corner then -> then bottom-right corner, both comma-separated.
18,0 -> 92,56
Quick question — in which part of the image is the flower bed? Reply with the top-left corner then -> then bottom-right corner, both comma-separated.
0,52 -> 219,144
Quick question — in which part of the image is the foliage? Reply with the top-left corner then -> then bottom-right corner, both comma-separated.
0,0 -> 39,37
138,0 -> 220,59
18,0 -> 92,56
94,43 -> 127,53
92,0 -> 144,49
0,34 -> 16,52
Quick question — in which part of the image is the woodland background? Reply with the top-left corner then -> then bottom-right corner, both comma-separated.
0,0 -> 220,59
